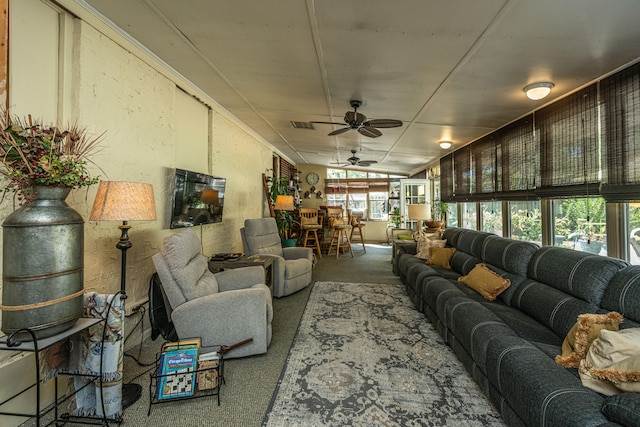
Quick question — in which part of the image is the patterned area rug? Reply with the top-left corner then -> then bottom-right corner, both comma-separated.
263,281 -> 506,427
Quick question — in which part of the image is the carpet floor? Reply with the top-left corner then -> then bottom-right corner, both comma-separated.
262,281 -> 505,427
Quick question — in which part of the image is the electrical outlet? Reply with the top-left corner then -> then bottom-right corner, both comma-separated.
125,299 -> 148,316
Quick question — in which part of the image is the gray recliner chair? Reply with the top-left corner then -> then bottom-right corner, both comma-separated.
152,228 -> 272,358
240,217 -> 313,298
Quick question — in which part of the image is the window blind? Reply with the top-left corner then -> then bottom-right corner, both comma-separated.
535,85 -> 601,198
496,115 -> 538,199
454,146 -> 473,201
601,61 -> 640,202
471,135 -> 501,200
439,153 -> 454,202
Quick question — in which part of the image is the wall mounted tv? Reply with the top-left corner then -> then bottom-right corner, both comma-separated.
170,168 -> 226,229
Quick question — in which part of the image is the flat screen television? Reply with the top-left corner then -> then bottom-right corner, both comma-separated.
169,168 -> 226,229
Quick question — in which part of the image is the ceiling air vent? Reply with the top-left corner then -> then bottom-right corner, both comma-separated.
290,121 -> 315,130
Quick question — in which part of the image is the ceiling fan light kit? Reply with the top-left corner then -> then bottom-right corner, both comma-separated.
311,100 -> 403,138
439,141 -> 453,149
524,82 -> 554,100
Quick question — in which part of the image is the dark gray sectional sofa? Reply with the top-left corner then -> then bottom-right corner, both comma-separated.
395,227 -> 640,427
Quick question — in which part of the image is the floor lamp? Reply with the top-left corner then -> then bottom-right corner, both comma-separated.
90,181 -> 157,410
407,203 -> 430,240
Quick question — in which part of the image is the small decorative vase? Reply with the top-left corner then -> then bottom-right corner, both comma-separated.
2,186 -> 84,339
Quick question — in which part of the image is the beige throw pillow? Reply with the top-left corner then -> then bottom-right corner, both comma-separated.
415,236 -> 446,259
579,328 -> 640,396
555,312 -> 623,368
457,264 -> 510,301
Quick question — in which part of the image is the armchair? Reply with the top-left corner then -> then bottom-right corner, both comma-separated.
151,228 -> 272,358
240,218 -> 313,298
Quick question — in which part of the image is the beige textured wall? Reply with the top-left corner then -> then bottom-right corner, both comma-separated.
0,6 -> 274,419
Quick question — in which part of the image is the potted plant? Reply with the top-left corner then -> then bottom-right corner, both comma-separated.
427,200 -> 448,229
265,170 -> 298,245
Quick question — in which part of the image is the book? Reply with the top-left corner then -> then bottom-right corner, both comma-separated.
196,351 -> 220,391
161,337 -> 201,353
157,348 -> 199,400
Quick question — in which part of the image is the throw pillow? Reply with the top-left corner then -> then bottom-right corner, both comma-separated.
457,263 -> 511,301
415,237 -> 447,259
579,328 -> 640,396
426,247 -> 456,269
555,312 -> 624,368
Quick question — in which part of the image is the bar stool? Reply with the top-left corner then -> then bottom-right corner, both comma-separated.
327,207 -> 354,258
348,210 -> 366,253
299,208 -> 322,260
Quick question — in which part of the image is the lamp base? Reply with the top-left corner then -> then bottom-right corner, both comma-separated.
122,382 -> 142,410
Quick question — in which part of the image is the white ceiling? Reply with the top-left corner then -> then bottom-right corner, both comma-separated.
75,0 -> 640,175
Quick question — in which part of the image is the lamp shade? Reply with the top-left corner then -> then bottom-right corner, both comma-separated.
275,195 -> 294,211
90,181 -> 157,221
407,203 -> 430,220
201,189 -> 219,205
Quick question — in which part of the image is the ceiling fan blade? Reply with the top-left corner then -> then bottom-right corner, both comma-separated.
345,111 -> 366,124
358,127 -> 382,138
363,119 -> 403,128
328,127 -> 352,136
330,161 -> 351,166
310,121 -> 347,126
358,160 -> 378,165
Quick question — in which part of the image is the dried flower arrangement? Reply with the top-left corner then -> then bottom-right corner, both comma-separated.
0,111 -> 103,203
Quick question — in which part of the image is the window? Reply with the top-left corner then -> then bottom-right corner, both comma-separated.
446,202 -> 458,227
509,201 -> 542,244
369,192 -> 387,220
480,201 -> 502,236
629,203 -> 640,265
461,202 -> 477,230
325,168 -> 403,220
553,197 -> 607,255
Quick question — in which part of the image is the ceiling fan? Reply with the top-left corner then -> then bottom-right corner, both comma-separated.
312,100 -> 403,138
331,149 -> 378,167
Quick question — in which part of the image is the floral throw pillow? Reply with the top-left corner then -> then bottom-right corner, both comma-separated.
415,236 -> 446,260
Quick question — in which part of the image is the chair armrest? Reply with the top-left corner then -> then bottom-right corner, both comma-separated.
171,287 -> 269,353
283,246 -> 313,262
215,266 -> 264,292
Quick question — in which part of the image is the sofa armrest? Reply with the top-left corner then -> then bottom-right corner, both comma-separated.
602,393 -> 640,427
215,266 -> 264,292
283,246 -> 313,262
171,287 -> 269,355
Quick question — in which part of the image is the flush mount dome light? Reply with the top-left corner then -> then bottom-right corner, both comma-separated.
439,141 -> 452,149
524,82 -> 554,100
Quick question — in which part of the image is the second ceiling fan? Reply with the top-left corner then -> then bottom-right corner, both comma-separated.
312,100 -> 403,138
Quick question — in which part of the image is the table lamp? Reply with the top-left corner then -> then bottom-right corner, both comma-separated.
90,181 -> 157,409
407,203 -> 430,239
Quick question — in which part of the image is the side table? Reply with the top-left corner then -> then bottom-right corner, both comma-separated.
208,255 -> 274,296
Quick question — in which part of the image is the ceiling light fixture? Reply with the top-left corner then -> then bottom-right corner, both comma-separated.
523,82 -> 554,100
439,141 -> 452,149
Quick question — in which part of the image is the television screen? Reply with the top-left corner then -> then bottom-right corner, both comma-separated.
170,168 -> 226,229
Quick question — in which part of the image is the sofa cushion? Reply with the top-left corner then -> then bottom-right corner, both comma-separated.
458,264 -> 511,301
555,312 -> 623,368
510,279 -> 601,338
481,235 -> 538,277
426,247 -> 456,269
441,227 -> 463,247
450,251 -> 483,276
455,229 -> 493,259
162,229 -> 219,301
528,246 -> 628,305
601,393 -> 640,427
602,265 -> 640,325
